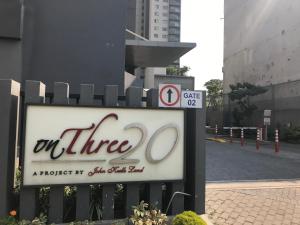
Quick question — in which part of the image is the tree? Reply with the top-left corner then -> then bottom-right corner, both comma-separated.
204,79 -> 223,110
166,66 -> 190,76
228,82 -> 267,126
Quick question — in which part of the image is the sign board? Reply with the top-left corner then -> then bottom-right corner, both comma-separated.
23,105 -> 184,186
159,84 -> 181,108
264,110 -> 272,117
264,117 -> 271,125
181,91 -> 202,108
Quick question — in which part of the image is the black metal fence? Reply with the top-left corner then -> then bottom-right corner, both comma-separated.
0,80 -> 206,224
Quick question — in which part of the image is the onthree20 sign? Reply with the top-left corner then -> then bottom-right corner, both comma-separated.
23,105 -> 184,186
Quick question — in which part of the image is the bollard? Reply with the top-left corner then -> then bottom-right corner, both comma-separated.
230,127 -> 233,143
256,128 -> 260,150
241,128 -> 244,146
275,129 -> 280,153
215,124 -> 218,138
260,128 -> 263,141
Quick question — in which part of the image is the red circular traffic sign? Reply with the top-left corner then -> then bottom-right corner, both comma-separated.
159,84 -> 181,106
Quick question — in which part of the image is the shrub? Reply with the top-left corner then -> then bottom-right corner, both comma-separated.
0,213 -> 48,225
130,201 -> 168,225
172,211 -> 207,225
284,126 -> 300,143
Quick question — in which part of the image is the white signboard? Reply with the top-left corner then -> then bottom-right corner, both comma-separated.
159,84 -> 181,108
23,105 -> 184,186
264,117 -> 271,125
181,91 -> 203,108
264,110 -> 272,117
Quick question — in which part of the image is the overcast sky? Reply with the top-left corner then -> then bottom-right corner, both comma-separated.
180,1 -> 224,90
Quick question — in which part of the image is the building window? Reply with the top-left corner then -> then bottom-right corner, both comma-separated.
162,12 -> 168,17
154,19 -> 159,23
162,27 -> 168,31
155,11 -> 159,16
154,26 -> 159,30
155,5 -> 159,9
154,34 -> 158,38
163,5 -> 169,10
163,0 -> 168,2
162,34 -> 168,38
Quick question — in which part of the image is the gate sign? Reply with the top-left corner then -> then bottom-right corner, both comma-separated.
159,84 -> 181,108
23,105 -> 184,186
181,91 -> 203,108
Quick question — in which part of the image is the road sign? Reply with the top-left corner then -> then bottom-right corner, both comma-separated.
181,90 -> 202,108
159,84 -> 181,107
264,117 -> 271,125
264,110 -> 272,117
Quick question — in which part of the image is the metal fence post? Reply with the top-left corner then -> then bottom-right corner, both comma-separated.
102,85 -> 119,220
185,91 -> 206,214
125,87 -> 142,217
75,84 -> 95,220
146,89 -> 163,210
48,82 -> 69,224
0,80 -> 20,217
20,80 -> 45,220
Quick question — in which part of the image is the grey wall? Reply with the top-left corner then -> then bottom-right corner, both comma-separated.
154,75 -> 194,90
0,0 -> 22,38
22,0 -> 127,94
0,40 -> 21,81
224,0 -> 300,93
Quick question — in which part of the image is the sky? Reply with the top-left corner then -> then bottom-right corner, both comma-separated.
180,1 -> 224,90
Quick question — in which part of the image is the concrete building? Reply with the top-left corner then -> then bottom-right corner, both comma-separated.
0,0 -> 194,94
223,0 -> 300,127
127,0 -> 183,89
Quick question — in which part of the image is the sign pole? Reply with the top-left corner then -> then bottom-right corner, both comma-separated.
265,124 -> 268,141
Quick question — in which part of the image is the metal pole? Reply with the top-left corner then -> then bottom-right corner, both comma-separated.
265,124 -> 268,141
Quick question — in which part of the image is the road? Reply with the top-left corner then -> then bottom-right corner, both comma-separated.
206,140 -> 300,182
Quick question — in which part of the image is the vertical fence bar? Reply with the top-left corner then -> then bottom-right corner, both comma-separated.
184,92 -> 206,214
125,87 -> 142,216
101,85 -> 119,220
20,80 -> 46,220
146,89 -> 162,209
75,84 -> 94,220
0,80 -> 20,217
48,82 -> 69,224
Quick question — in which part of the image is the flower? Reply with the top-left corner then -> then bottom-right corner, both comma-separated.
9,210 -> 17,216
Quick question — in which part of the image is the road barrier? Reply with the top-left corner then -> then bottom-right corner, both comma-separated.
207,125 -> 280,154
256,128 -> 260,150
275,129 -> 280,153
240,128 -> 244,146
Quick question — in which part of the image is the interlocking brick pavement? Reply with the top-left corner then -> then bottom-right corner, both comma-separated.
206,181 -> 300,225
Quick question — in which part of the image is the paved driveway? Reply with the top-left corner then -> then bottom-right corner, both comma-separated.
206,140 -> 300,182
206,140 -> 300,225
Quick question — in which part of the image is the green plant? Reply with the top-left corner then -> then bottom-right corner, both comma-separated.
172,211 -> 206,225
0,213 -> 48,225
166,66 -> 190,76
229,82 -> 267,126
204,79 -> 223,110
284,126 -> 300,143
68,220 -> 95,225
130,201 -> 168,225
89,185 -> 102,221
